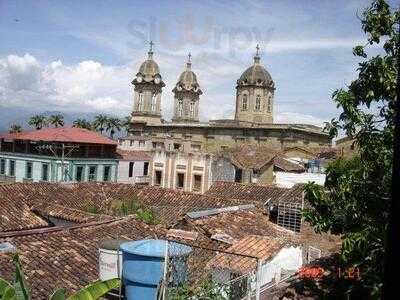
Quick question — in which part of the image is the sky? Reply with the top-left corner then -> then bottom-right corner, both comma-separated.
0,0 -> 392,129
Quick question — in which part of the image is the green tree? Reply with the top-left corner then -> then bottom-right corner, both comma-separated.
0,253 -> 120,300
105,117 -> 121,139
47,114 -> 64,128
93,114 -> 108,134
303,0 -> 398,297
72,118 -> 92,130
121,116 -> 131,134
8,124 -> 22,134
28,114 -> 47,130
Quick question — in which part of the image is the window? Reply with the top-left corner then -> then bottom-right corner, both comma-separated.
235,168 -> 242,183
193,174 -> 202,192
173,143 -> 181,150
76,166 -> 84,182
139,140 -> 145,148
130,140 -> 134,146
177,100 -> 183,117
255,95 -> 261,111
128,162 -> 134,178
189,102 -> 194,117
242,94 -> 248,110
0,159 -> 5,175
143,162 -> 149,176
88,166 -> 97,182
267,96 -> 272,112
176,173 -> 185,189
151,93 -> 157,111
25,162 -> 33,179
103,165 -> 111,181
41,163 -> 49,181
155,170 -> 162,185
152,142 -> 157,149
138,93 -> 143,110
191,144 -> 201,152
9,160 -> 15,177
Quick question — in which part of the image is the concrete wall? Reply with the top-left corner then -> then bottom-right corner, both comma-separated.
275,171 -> 326,188
117,160 -> 147,184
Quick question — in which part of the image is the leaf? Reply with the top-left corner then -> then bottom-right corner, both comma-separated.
49,289 -> 67,300
67,278 -> 120,300
12,254 -> 30,300
0,278 -> 14,298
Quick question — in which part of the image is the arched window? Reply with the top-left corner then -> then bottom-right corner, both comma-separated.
242,94 -> 248,111
151,93 -> 157,112
189,102 -> 195,118
178,100 -> 183,117
138,93 -> 143,110
255,95 -> 261,111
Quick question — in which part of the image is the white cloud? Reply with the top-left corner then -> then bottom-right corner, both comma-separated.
0,53 -> 324,127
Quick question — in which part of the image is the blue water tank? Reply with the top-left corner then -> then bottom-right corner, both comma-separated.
120,239 -> 192,300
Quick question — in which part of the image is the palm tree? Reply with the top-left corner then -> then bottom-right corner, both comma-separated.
93,114 -> 108,134
73,118 -> 92,130
106,117 -> 122,139
121,116 -> 131,134
28,114 -> 47,130
9,124 -> 22,133
48,114 -> 64,128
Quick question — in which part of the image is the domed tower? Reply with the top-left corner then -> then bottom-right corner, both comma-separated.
131,42 -> 165,124
235,45 -> 275,124
172,53 -> 202,123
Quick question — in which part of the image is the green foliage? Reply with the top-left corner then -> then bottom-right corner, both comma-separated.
0,253 -> 119,300
84,196 -> 158,224
47,114 -> 65,128
72,119 -> 93,130
8,124 -> 22,134
303,0 -> 398,297
168,278 -> 229,300
28,115 -> 47,130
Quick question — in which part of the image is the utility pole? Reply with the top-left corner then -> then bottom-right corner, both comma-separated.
36,143 -> 78,182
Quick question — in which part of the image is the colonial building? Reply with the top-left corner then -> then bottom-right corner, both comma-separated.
123,43 -> 330,155
0,127 -> 118,183
118,43 -> 331,192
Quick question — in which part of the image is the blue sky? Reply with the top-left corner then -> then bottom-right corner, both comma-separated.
0,0 -> 393,128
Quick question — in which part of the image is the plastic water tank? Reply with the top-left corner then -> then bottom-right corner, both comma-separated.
98,239 -> 128,281
120,239 -> 192,300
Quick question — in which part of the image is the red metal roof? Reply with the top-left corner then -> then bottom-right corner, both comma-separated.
0,127 -> 117,145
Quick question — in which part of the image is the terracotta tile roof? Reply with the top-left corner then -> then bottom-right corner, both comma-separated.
137,186 -> 249,225
228,145 -> 279,169
206,181 -> 288,206
0,127 -> 117,145
273,156 -> 305,172
0,182 -> 248,232
0,217 -> 160,299
116,149 -> 152,161
31,203 -> 114,224
179,206 -> 296,243
207,235 -> 284,274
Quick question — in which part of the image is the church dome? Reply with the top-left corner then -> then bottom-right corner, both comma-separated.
237,45 -> 274,88
132,42 -> 164,86
138,59 -> 160,77
173,54 -> 202,94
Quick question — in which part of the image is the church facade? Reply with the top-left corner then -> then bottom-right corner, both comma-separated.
126,44 -> 330,154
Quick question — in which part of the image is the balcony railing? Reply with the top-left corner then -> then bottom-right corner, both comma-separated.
135,175 -> 150,184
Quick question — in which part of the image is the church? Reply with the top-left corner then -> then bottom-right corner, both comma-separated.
118,43 -> 331,192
